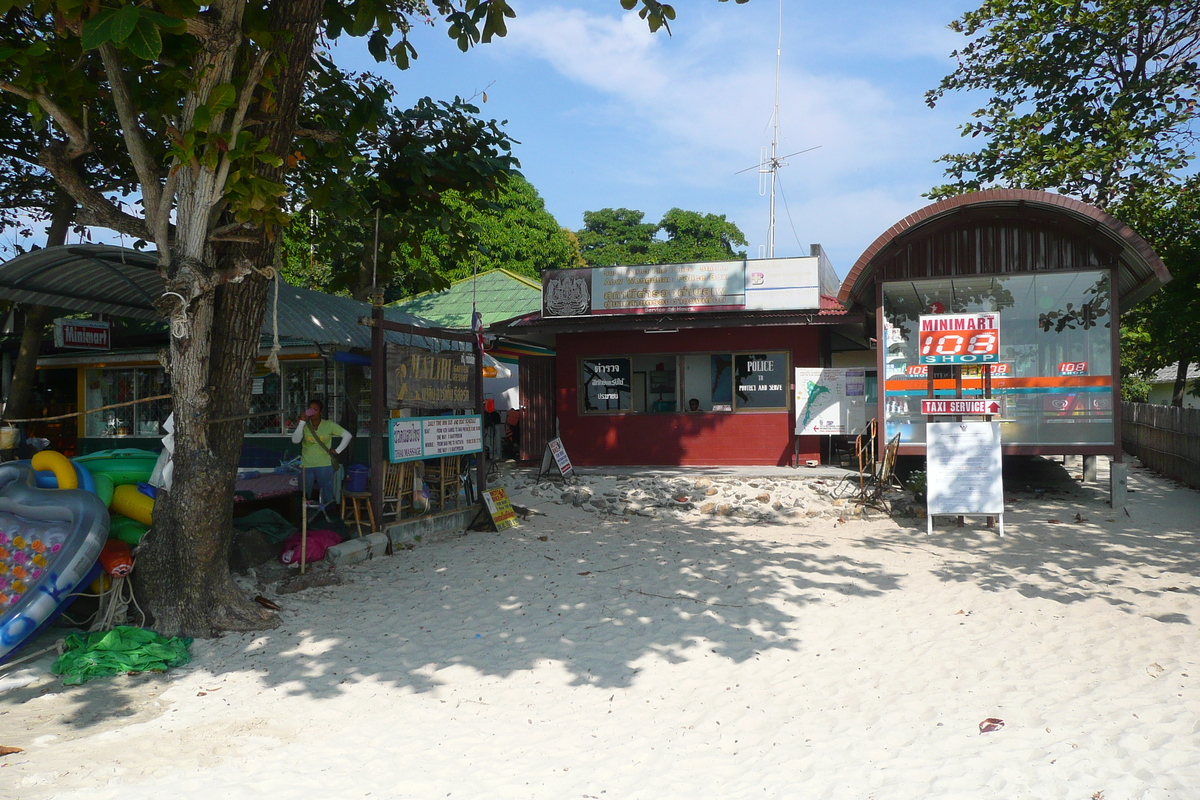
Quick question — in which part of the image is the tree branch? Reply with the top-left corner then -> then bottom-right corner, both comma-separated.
39,142 -> 152,240
0,82 -> 91,160
98,43 -> 165,236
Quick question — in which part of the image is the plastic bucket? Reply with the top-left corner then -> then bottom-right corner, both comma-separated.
0,426 -> 17,449
346,464 -> 369,493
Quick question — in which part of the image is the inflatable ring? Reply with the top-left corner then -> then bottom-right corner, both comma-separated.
93,473 -> 115,508
111,484 -> 153,526
31,451 -> 77,490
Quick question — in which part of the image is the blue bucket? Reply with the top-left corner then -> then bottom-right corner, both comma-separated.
345,464 -> 369,493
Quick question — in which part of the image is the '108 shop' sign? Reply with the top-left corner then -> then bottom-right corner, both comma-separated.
917,313 -> 999,365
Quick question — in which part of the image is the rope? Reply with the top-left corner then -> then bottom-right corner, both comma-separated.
2,394 -> 171,424
161,291 -> 190,339
256,263 -> 281,374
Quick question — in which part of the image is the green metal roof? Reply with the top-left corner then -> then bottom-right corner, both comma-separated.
388,269 -> 542,328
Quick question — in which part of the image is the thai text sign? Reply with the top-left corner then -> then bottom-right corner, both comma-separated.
388,415 -> 483,463
920,398 -> 1002,416
918,313 -> 999,364
54,319 -> 111,350
386,344 -> 476,410
541,257 -> 829,317
547,437 -> 573,477
926,421 -> 1004,516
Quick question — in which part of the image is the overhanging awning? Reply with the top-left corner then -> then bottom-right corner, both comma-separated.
0,244 -> 464,351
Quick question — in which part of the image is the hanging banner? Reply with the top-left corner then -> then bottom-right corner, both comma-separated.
386,344 -> 476,410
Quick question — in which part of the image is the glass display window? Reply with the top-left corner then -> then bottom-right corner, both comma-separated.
882,271 -> 1113,447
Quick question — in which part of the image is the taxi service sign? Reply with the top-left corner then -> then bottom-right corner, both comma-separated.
921,398 -> 1002,416
918,313 -> 999,365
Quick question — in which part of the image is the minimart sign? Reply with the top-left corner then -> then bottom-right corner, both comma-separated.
53,319 -> 111,351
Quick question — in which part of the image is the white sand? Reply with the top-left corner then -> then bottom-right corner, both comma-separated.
3,458 -> 1200,799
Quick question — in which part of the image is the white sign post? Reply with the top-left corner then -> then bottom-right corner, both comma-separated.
926,421 -> 1004,536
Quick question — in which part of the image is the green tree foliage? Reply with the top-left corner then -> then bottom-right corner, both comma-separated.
379,173 -> 582,299
284,62 -> 518,299
926,0 -> 1200,206
576,207 -> 748,266
929,0 -> 1200,404
1114,179 -> 1200,404
0,0 -> 746,636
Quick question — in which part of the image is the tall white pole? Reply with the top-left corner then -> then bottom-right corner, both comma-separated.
768,0 -> 782,258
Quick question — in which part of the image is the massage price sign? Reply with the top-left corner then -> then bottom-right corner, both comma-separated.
918,313 -> 999,365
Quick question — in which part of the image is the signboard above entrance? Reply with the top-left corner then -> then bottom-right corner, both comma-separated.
920,398 -> 1002,416
54,318 -> 111,351
541,256 -> 836,318
385,343 -> 476,410
917,312 -> 999,365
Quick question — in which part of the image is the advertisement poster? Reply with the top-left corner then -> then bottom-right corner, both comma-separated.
794,368 -> 868,435
482,488 -> 519,530
917,312 -> 1000,365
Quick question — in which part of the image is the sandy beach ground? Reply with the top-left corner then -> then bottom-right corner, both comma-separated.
2,457 -> 1199,799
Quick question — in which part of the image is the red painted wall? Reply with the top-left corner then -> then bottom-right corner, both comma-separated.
556,326 -> 824,466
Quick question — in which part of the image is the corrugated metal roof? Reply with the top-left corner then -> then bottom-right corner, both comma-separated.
0,245 -> 464,351
0,245 -> 162,319
388,269 -> 542,328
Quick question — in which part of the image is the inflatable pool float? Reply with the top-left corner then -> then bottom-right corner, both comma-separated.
0,463 -> 109,664
112,484 -> 153,526
73,449 -> 159,487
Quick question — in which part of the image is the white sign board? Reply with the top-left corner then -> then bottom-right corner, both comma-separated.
794,368 -> 868,435
926,421 -> 1004,530
388,415 -> 483,463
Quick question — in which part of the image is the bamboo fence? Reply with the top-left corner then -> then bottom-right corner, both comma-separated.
1121,402 -> 1200,490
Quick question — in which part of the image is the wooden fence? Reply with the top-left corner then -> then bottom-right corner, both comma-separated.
1121,402 -> 1200,490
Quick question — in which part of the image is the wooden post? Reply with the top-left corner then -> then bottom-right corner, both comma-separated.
476,335 -> 487,497
370,302 -> 385,530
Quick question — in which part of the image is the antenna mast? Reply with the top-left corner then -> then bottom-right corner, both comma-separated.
765,0 -> 782,258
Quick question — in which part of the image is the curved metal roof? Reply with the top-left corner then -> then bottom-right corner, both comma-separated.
0,245 -> 163,319
838,189 -> 1172,309
0,244 -> 461,350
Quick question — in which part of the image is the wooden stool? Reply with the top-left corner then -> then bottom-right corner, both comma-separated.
340,490 -> 376,537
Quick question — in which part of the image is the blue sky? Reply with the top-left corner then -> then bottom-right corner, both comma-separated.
331,0 -> 983,278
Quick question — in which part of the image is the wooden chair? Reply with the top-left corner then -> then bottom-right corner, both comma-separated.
381,461 -> 412,520
340,489 -> 376,537
424,455 -> 462,510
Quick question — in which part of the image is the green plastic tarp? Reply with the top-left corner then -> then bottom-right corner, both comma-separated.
51,626 -> 193,685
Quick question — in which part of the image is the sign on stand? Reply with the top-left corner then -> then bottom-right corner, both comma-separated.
926,421 -> 1004,536
539,437 -> 574,480
481,488 -> 519,530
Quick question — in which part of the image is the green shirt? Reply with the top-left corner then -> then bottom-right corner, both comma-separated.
300,419 -> 346,469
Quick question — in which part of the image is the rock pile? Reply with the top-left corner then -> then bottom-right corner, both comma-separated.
504,470 -> 898,524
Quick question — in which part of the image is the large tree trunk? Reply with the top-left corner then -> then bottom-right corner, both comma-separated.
1172,360 -> 1194,407
133,0 -> 327,637
5,196 -> 74,422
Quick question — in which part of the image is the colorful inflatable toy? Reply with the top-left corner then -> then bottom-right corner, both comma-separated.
0,464 -> 109,664
111,484 -> 153,526
73,449 -> 159,487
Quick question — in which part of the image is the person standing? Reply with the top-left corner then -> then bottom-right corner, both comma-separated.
291,399 -> 352,506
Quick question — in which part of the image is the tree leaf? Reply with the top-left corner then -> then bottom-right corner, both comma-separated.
111,3 -> 142,43
80,8 -> 118,51
124,16 -> 162,61
208,83 -> 236,117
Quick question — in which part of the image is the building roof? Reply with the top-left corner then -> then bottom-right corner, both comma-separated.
388,269 -> 542,328
838,189 -> 1172,309
1150,363 -> 1200,383
0,245 -> 465,352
